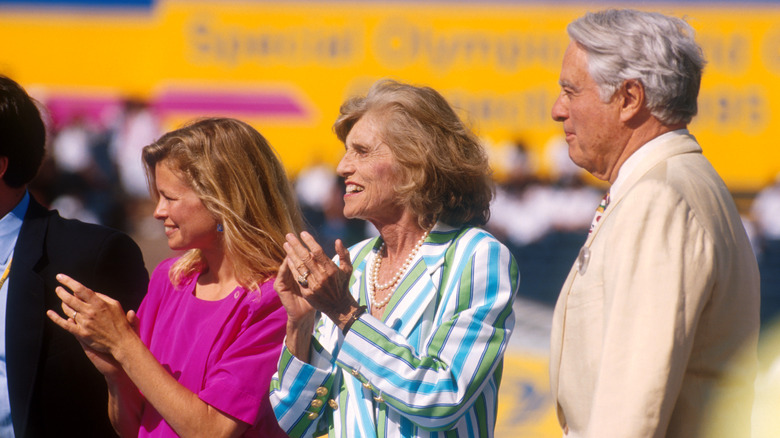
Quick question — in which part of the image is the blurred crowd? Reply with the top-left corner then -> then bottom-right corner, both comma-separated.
30,98 -> 160,234
28,99 -> 780,326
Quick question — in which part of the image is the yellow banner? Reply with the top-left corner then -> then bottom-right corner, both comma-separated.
1,1 -> 778,190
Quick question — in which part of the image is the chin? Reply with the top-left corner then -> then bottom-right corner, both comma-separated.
342,206 -> 364,220
166,240 -> 184,251
568,151 -> 588,171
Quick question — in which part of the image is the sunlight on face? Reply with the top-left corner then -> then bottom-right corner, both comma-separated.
153,161 -> 220,252
336,114 -> 405,226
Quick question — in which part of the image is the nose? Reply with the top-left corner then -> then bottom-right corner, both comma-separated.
551,93 -> 568,122
153,197 -> 167,220
336,152 -> 353,178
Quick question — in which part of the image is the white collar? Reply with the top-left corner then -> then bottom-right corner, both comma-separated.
0,191 -> 29,263
610,129 -> 689,200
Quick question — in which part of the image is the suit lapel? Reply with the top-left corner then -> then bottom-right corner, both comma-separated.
348,237 -> 379,309
607,132 -> 702,218
588,133 -> 702,244
6,199 -> 48,437
380,224 -> 456,344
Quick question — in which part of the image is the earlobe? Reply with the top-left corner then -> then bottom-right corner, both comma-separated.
619,79 -> 645,122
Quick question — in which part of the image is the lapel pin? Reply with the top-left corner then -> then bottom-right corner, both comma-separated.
577,246 -> 591,276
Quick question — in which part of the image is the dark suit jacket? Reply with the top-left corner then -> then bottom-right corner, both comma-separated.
6,197 -> 149,438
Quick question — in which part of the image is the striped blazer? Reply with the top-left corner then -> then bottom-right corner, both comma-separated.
270,223 -> 520,438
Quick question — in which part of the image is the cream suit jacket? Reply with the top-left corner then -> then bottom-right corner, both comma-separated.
549,132 -> 760,438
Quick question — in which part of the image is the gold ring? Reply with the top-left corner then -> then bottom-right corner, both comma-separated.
297,270 -> 310,288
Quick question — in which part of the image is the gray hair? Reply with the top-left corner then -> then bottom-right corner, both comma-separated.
568,9 -> 706,125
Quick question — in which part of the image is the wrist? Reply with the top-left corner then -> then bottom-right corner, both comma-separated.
110,330 -> 141,366
341,305 -> 367,336
284,318 -> 314,363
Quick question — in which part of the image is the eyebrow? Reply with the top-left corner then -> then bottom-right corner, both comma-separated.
345,140 -> 367,152
559,79 -> 577,90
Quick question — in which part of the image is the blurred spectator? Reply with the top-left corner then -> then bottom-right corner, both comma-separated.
486,138 -> 602,305
752,173 -> 780,241
752,174 -> 780,332
319,178 -> 368,255
110,98 -> 160,200
488,140 -> 548,246
35,113 -> 127,230
50,195 -> 100,224
293,163 -> 367,257
51,115 -> 93,176
294,161 -> 337,214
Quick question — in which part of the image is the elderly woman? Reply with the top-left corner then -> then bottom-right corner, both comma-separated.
270,80 -> 520,438
47,118 -> 301,437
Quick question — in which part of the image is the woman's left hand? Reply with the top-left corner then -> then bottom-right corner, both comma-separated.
283,232 -> 356,321
46,274 -> 137,356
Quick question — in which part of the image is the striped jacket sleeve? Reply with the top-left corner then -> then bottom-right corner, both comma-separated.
269,326 -> 340,438
269,238 -> 377,438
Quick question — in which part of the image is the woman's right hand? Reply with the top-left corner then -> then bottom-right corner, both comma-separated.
275,255 -> 317,362
274,233 -> 354,362
282,232 -> 355,320
78,310 -> 141,379
274,254 -> 316,324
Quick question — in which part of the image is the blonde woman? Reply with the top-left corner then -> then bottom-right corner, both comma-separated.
48,118 -> 302,437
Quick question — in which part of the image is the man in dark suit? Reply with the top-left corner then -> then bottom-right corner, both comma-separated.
0,75 -> 149,437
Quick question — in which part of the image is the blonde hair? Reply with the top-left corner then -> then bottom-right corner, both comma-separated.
143,117 -> 303,291
334,80 -> 493,229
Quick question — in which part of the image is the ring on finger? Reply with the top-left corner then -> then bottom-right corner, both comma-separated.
297,270 -> 310,288
72,311 -> 78,324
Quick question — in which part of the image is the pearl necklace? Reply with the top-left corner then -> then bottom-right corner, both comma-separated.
368,229 -> 430,309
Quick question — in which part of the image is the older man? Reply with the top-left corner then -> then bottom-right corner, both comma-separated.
549,9 -> 760,438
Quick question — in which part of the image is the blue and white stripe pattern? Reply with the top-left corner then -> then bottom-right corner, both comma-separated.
270,223 -> 520,437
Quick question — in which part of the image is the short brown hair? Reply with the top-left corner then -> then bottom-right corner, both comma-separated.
334,80 -> 493,229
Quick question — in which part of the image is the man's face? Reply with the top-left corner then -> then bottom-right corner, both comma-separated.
551,41 -> 625,181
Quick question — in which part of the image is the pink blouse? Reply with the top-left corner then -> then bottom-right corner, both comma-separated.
136,258 -> 287,437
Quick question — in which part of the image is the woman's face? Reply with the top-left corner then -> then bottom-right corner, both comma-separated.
336,114 -> 405,225
153,161 -> 220,252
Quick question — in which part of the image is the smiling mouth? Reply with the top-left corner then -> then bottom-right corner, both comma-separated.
345,184 -> 364,194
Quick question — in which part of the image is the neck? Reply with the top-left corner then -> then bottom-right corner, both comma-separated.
0,187 -> 26,219
372,215 -> 427,262
197,246 -> 237,292
368,216 -> 430,313
606,120 -> 686,184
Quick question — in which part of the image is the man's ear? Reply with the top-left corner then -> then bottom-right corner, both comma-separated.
0,157 -> 8,180
618,79 -> 645,122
